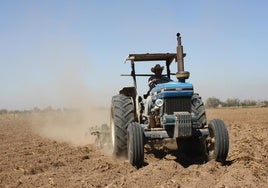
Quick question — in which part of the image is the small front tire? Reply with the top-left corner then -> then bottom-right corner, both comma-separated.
127,122 -> 144,168
207,119 -> 229,163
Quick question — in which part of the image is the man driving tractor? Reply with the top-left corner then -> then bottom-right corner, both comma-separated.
145,64 -> 172,125
148,64 -> 171,90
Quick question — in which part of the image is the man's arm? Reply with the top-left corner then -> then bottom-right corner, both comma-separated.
148,76 -> 158,89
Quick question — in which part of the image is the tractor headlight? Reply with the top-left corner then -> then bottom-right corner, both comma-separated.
155,99 -> 164,107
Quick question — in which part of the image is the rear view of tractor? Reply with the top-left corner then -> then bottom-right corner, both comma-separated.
110,33 -> 229,168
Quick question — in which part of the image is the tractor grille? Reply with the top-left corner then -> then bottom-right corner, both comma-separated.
163,97 -> 191,115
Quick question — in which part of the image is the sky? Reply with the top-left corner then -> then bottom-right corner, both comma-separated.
0,0 -> 268,110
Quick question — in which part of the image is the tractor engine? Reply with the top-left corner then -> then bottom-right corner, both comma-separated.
149,81 -> 193,129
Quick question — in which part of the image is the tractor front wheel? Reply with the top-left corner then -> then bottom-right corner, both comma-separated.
127,122 -> 144,168
207,119 -> 229,163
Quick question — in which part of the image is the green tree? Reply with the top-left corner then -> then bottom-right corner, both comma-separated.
225,98 -> 240,107
33,107 -> 40,113
0,109 -> 8,114
241,100 -> 256,107
206,97 -> 222,108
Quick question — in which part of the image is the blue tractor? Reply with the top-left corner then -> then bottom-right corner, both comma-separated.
110,33 -> 229,168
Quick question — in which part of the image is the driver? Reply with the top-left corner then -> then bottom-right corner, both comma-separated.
145,64 -> 171,117
148,64 -> 171,90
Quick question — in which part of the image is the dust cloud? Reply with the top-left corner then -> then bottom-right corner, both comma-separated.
22,38 -> 113,148
31,107 -> 110,146
30,63 -> 111,146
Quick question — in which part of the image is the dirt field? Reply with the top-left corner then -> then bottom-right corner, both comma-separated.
0,107 -> 267,187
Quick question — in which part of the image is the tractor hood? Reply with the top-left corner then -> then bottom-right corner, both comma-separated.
150,81 -> 193,99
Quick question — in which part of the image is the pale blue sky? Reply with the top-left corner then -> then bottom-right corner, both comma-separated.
0,0 -> 267,110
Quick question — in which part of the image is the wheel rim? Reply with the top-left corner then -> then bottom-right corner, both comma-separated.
207,127 -> 215,157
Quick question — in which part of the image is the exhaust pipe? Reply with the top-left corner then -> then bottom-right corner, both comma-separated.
176,33 -> 190,82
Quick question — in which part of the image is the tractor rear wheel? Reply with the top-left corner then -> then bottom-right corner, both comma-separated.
110,94 -> 134,157
207,119 -> 229,163
191,93 -> 207,128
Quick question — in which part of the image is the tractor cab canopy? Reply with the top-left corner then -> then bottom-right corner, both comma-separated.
122,33 -> 189,88
123,53 -> 178,78
123,53 -> 182,88
126,53 -> 177,64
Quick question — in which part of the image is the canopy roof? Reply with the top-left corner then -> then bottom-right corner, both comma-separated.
125,53 -> 177,65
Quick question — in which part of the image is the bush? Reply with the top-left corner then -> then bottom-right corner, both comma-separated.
0,109 -> 8,114
223,98 -> 240,107
241,100 -> 256,107
206,97 -> 222,108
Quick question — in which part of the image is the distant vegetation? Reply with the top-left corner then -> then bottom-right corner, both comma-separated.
205,97 -> 268,108
0,99 -> 268,114
0,106 -> 77,115
0,106 -> 108,115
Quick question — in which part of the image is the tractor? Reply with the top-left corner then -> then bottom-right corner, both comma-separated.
110,33 -> 229,168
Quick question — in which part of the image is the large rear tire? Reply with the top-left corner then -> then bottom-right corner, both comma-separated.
207,119 -> 229,163
191,93 -> 207,128
127,122 -> 144,168
110,94 -> 134,157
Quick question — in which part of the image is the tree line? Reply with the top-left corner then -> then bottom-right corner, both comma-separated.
205,97 -> 268,108
0,106 -> 76,115
1,98 -> 268,114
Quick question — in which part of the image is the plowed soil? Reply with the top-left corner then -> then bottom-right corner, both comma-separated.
0,107 -> 267,187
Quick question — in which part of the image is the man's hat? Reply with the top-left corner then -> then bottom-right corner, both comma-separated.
151,64 -> 164,73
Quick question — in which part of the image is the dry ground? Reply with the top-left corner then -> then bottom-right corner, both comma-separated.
0,107 -> 267,187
